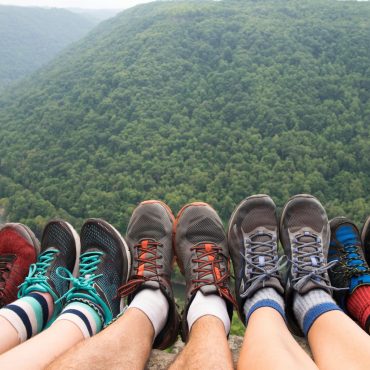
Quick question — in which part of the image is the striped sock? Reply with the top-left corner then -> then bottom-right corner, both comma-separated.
55,302 -> 103,338
243,288 -> 285,324
0,292 -> 53,342
293,289 -> 341,336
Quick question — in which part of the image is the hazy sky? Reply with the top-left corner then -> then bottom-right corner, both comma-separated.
0,0 -> 153,9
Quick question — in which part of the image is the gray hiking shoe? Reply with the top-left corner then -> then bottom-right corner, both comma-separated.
228,194 -> 284,324
119,200 -> 180,349
280,194 -> 334,335
174,202 -> 235,341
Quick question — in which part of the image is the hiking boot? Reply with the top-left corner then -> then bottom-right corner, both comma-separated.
174,202 -> 235,341
228,195 -> 284,324
329,217 -> 370,309
60,218 -> 130,326
0,223 -> 40,307
280,194 -> 333,335
18,220 -> 79,323
361,216 -> 370,265
118,200 -> 180,349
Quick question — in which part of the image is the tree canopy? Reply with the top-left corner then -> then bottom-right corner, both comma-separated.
0,0 -> 369,234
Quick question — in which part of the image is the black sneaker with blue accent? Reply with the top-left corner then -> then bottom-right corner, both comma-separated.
58,219 -> 131,326
361,216 -> 370,266
18,219 -> 80,323
328,217 -> 370,310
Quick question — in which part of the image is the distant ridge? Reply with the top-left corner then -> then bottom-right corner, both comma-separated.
0,5 -> 97,89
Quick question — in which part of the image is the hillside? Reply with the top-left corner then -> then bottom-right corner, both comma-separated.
0,6 -> 97,89
0,0 -> 370,233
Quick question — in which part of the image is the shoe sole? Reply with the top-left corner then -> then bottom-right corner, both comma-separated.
361,216 -> 370,246
1,222 -> 41,256
63,221 -> 81,286
226,194 -> 275,241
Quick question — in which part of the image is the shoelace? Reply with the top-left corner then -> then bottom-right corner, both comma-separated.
56,251 -> 104,303
0,255 -> 13,300
190,243 -> 236,305
340,242 -> 370,277
240,232 -> 286,298
291,232 -> 339,291
0,255 -> 13,283
119,240 -> 163,297
18,249 -> 58,297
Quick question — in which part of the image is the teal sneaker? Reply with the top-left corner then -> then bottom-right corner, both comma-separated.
58,219 -> 131,325
18,220 -> 80,323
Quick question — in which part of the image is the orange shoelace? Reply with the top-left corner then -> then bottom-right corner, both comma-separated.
118,240 -> 163,297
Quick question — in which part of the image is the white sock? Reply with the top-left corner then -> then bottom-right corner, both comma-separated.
128,288 -> 169,339
187,291 -> 230,335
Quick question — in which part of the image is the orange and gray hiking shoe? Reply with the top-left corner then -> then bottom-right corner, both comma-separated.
118,200 -> 180,349
174,202 -> 235,341
0,223 -> 40,307
227,195 -> 284,324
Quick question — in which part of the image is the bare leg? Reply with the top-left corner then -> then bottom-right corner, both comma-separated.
0,317 -> 20,354
48,308 -> 154,370
308,310 -> 370,370
238,307 -> 317,370
170,315 -> 233,370
0,320 -> 83,369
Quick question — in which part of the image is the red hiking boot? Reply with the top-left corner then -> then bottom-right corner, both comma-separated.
0,223 -> 40,307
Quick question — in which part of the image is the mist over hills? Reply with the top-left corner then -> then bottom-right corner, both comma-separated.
0,0 -> 370,232
0,5 -> 97,89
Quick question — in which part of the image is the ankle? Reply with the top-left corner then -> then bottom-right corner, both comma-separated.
187,290 -> 230,335
128,288 -> 169,340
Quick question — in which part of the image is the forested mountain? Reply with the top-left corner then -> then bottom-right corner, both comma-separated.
0,0 -> 370,233
0,6 -> 97,88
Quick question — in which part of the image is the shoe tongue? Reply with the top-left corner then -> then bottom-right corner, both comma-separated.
136,239 -> 159,278
297,231 -> 321,269
248,230 -> 275,267
252,233 -> 271,244
196,243 -> 222,284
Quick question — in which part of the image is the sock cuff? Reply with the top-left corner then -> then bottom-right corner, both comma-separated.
0,292 -> 50,342
303,302 -> 340,336
56,302 -> 102,339
245,299 -> 286,324
0,308 -> 28,343
187,291 -> 230,335
128,288 -> 169,339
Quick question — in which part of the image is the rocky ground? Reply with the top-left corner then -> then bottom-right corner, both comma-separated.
147,335 -> 311,369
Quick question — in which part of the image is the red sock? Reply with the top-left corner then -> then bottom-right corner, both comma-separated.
347,286 -> 370,332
